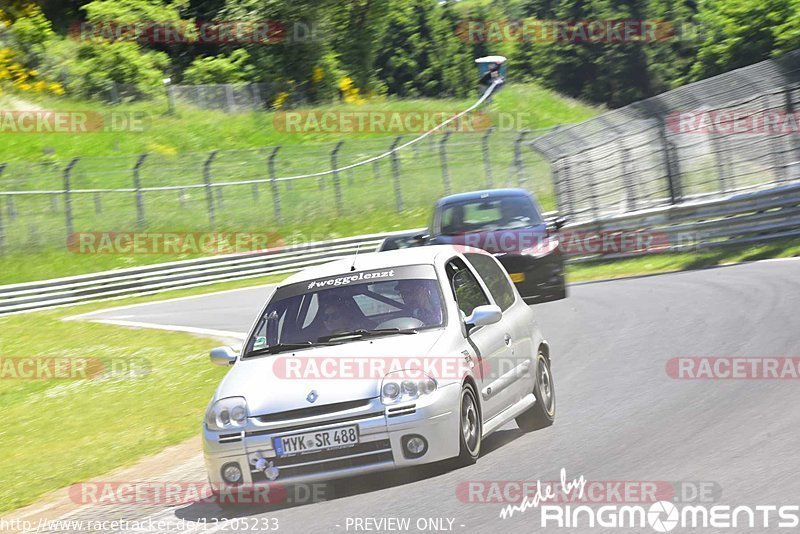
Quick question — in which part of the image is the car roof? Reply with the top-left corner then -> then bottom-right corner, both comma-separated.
280,245 -> 488,286
436,188 -> 532,206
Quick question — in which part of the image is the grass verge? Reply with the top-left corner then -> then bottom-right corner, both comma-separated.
0,272 -> 290,514
568,238 -> 800,282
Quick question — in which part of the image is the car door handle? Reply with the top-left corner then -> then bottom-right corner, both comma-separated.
503,333 -> 512,346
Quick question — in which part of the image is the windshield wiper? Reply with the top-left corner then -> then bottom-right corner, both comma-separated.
317,328 -> 418,343
246,342 -> 332,357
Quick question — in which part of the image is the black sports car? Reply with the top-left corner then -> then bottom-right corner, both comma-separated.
378,188 -> 566,304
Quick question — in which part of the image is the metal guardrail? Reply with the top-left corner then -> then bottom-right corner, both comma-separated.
0,231 -> 410,315
1,183 -> 799,315
563,182 -> 800,261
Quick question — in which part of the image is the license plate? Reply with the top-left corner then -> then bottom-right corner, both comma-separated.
273,425 -> 359,457
509,273 -> 526,283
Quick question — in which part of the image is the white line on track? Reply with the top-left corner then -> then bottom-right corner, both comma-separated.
64,283 -> 276,322
88,319 -> 247,340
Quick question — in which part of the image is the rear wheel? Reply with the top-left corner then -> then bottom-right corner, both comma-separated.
516,351 -> 555,431
455,384 -> 481,466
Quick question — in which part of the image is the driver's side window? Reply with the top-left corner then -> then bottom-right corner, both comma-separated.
446,258 -> 489,317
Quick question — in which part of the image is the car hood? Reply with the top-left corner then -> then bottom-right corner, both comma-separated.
431,223 -> 549,254
215,329 -> 447,416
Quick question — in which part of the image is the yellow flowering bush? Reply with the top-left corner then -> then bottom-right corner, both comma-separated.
312,66 -> 325,84
338,76 -> 365,105
0,47 -> 64,95
272,91 -> 290,110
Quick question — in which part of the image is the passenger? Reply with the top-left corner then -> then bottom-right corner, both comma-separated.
397,281 -> 441,326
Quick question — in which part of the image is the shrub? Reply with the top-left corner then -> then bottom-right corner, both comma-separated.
182,49 -> 253,84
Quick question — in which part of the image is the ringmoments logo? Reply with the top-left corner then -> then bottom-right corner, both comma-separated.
498,469 -> 798,531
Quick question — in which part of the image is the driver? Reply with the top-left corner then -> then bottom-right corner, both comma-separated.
318,297 -> 352,336
397,281 -> 441,326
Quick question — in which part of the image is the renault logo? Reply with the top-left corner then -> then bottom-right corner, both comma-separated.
306,390 -> 318,403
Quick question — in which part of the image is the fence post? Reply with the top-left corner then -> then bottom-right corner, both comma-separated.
372,160 -> 381,181
63,158 -> 79,247
620,148 -> 638,211
559,159 -> 576,221
650,118 -> 682,204
482,127 -> 494,187
584,159 -> 600,222
665,138 -> 682,203
331,141 -> 344,215
166,84 -> 176,115
0,164 -> 5,254
784,85 -> 800,182
133,153 -> 148,229
268,146 -> 283,225
94,193 -> 102,214
110,82 -> 120,105
390,136 -> 404,212
225,85 -> 235,113
439,132 -> 452,195
710,134 -> 731,193
251,180 -> 260,201
6,195 -> 15,221
514,131 -> 528,187
203,151 -> 218,228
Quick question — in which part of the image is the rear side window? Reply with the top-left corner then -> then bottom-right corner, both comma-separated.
446,258 -> 490,317
465,253 -> 516,310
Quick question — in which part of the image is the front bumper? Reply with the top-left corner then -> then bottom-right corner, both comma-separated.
497,252 -> 566,303
203,384 -> 461,487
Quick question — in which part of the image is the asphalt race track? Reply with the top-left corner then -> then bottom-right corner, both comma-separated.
48,259 -> 800,533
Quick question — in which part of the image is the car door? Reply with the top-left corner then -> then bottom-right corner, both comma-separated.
446,257 -> 515,422
464,253 -> 536,403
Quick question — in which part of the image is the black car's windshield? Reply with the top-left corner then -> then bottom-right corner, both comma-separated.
243,265 -> 445,356
439,195 -> 543,235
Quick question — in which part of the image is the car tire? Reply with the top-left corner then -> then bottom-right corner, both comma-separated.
551,283 -> 567,301
455,384 -> 481,466
516,351 -> 555,432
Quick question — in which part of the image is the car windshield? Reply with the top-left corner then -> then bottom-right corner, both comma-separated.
439,196 -> 543,235
244,265 -> 445,356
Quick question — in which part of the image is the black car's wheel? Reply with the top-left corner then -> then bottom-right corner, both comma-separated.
516,350 -> 555,432
455,384 -> 481,466
549,283 -> 567,301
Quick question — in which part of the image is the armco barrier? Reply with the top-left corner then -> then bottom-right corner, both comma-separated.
1,184 -> 799,315
564,182 -> 800,261
0,230 -> 413,315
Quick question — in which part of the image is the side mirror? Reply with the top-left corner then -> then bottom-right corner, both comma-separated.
553,217 -> 567,230
465,305 -> 502,329
210,346 -> 238,366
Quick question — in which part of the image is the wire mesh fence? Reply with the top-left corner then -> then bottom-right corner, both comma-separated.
531,49 -> 800,223
0,129 -> 556,255
96,82 -> 298,112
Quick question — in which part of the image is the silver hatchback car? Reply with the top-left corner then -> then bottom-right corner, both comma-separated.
203,245 -> 555,500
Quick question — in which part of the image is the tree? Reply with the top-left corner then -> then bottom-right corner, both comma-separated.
375,0 -> 473,98
690,0 -> 796,81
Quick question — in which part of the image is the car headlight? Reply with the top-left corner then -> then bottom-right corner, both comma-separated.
381,371 -> 437,405
520,236 -> 558,258
205,397 -> 248,431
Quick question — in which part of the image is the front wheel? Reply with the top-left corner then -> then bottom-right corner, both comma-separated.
454,384 -> 481,466
516,351 -> 555,432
